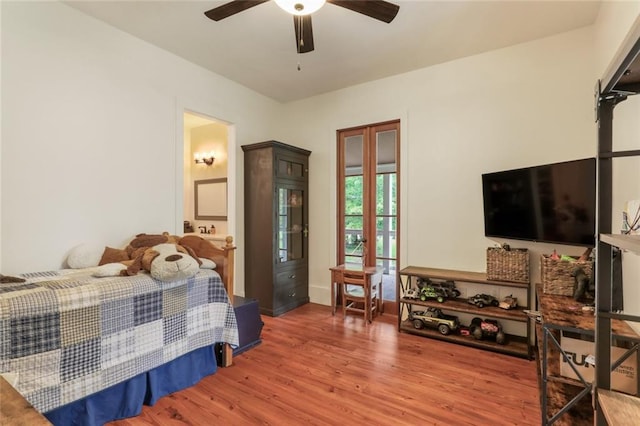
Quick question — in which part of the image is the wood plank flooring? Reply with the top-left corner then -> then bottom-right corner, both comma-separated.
109,303 -> 541,425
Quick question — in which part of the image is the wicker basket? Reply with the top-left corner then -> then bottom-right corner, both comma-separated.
541,255 -> 594,296
486,247 -> 530,283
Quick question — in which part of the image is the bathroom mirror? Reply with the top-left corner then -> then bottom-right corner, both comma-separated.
195,178 -> 227,220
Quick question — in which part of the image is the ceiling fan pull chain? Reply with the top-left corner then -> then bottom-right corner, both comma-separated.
297,15 -> 302,70
298,15 -> 304,51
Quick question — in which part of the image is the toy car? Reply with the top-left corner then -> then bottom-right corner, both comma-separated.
429,280 -> 461,298
499,294 -> 518,310
419,285 -> 447,303
469,317 -> 506,344
416,277 -> 432,289
403,288 -> 420,299
408,308 -> 460,335
467,293 -> 499,308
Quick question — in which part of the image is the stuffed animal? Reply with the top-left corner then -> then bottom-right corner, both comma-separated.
68,232 -> 218,282
66,232 -> 184,269
94,243 -> 201,282
67,242 -> 110,269
137,243 -> 200,282
124,232 -> 181,260
179,235 -> 219,268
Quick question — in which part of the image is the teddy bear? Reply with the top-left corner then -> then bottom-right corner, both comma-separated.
92,242 -> 201,282
147,244 -> 201,282
179,235 -> 220,268
97,232 -> 183,266
67,232 -> 219,282
120,232 -> 220,273
124,232 -> 181,259
130,243 -> 201,282
66,232 -> 183,269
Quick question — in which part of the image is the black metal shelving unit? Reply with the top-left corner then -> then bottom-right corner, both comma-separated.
594,20 -> 640,426
537,285 -> 638,425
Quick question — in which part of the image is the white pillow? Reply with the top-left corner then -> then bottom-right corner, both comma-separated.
199,258 -> 217,269
66,243 -> 105,269
93,263 -> 127,277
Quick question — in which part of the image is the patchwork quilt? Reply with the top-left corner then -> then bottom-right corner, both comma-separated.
0,268 -> 238,413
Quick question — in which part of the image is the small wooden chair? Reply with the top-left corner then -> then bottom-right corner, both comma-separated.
341,269 -> 381,323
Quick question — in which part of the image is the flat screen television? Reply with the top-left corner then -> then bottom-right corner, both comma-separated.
482,158 -> 596,247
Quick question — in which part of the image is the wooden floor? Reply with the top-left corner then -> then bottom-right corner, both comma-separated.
110,303 -> 541,425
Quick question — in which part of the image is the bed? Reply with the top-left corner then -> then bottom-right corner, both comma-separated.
0,237 -> 238,425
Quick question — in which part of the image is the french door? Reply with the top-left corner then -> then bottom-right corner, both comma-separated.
337,120 -> 400,313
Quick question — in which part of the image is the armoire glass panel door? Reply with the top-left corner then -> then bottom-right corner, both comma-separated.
277,185 -> 305,265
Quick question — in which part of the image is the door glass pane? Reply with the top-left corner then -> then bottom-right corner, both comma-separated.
344,135 -> 363,215
376,259 -> 396,301
376,128 -> 397,302
277,187 -> 304,263
345,135 -> 363,171
375,216 -> 396,258
376,173 -> 396,216
343,134 -> 364,264
344,215 -> 364,260
345,176 -> 363,215
376,131 -> 396,173
376,131 -> 396,216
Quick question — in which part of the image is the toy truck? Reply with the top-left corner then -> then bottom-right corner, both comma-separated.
408,307 -> 460,335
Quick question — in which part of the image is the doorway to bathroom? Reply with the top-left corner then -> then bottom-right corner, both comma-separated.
182,111 -> 230,243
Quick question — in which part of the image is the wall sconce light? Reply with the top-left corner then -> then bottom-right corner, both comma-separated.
194,151 -> 215,166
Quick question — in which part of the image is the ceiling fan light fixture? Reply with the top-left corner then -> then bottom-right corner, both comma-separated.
275,0 -> 326,16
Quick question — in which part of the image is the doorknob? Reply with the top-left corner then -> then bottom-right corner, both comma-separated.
303,224 -> 309,238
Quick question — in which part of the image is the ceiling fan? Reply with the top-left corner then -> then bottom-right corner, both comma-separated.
204,0 -> 400,54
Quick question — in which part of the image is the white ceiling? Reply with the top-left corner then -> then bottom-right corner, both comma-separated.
65,0 -> 602,103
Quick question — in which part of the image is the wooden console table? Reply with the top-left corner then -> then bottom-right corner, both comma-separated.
536,285 -> 639,425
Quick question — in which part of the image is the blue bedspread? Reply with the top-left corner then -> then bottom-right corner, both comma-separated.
0,268 -> 238,413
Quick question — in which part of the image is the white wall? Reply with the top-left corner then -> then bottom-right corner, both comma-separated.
278,27 -> 598,304
183,124 -> 193,221
0,1 -> 280,292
